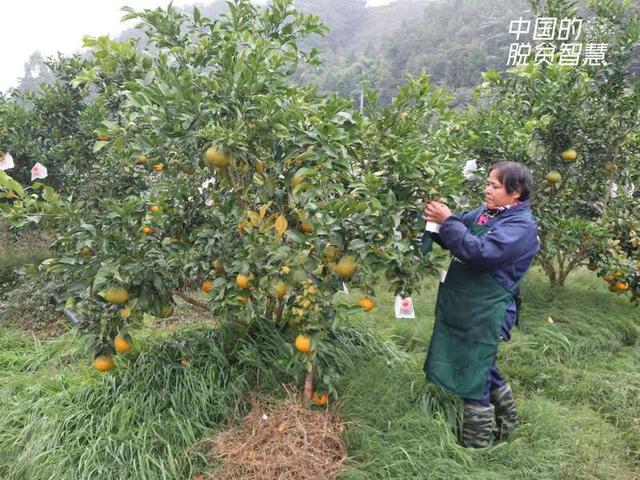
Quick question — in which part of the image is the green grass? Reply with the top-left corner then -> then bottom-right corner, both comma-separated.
334,267 -> 640,479
0,267 -> 638,479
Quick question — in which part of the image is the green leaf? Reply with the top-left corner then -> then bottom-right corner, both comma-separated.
42,186 -> 59,204
348,239 -> 367,250
93,141 -> 108,153
0,171 -> 24,196
93,264 -> 114,291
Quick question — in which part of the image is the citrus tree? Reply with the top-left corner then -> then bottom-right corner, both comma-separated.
459,0 -> 640,301
0,55 -> 105,194
0,0 -> 462,400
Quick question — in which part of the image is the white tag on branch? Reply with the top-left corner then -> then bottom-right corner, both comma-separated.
395,295 -> 415,319
609,181 -> 618,199
31,162 -> 48,181
425,221 -> 441,233
624,183 -> 636,197
462,158 -> 478,179
440,269 -> 448,283
341,282 -> 349,294
0,152 -> 14,171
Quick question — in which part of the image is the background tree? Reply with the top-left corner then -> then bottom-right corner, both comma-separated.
460,0 -> 640,299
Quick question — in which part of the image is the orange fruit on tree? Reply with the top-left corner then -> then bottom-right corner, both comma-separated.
614,280 -> 629,292
97,133 -> 109,141
274,281 -> 287,299
335,255 -> 357,279
202,279 -> 214,293
294,334 -> 311,353
356,297 -> 375,312
311,391 -> 328,406
300,223 -> 314,234
105,286 -> 129,305
114,334 -> 132,354
136,155 -> 148,165
93,355 -> 114,372
153,163 -> 164,173
205,147 -> 230,169
612,270 -> 624,278
143,226 -> 154,235
602,273 -> 614,282
236,273 -> 251,289
545,171 -> 562,184
561,149 -> 577,162
149,205 -> 161,214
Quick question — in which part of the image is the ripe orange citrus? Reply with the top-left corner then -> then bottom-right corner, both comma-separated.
236,273 -> 251,290
300,223 -> 314,234
614,280 -> 629,292
202,279 -> 214,293
93,355 -> 114,372
356,297 -> 375,312
136,155 -> 148,165
335,255 -> 357,279
312,391 -> 328,406
153,163 -> 164,173
561,149 -> 577,161
114,335 -> 132,354
294,334 -> 311,353
143,226 -> 153,235
149,205 -> 161,214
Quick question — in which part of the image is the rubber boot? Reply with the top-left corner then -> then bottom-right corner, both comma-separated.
490,383 -> 518,441
462,403 -> 495,448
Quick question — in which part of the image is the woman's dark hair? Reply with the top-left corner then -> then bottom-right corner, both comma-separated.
489,161 -> 533,201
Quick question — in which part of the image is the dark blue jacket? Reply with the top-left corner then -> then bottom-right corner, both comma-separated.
426,200 -> 539,332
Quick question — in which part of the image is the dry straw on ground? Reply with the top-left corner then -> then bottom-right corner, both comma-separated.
204,390 -> 348,480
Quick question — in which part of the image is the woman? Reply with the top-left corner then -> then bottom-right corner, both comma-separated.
422,161 -> 539,448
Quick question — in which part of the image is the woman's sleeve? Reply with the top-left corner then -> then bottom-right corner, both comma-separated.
421,208 -> 479,252
437,216 -> 539,270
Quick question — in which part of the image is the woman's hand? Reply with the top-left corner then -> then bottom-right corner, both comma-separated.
423,201 -> 452,224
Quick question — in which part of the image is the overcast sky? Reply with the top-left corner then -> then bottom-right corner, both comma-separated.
0,0 -> 394,92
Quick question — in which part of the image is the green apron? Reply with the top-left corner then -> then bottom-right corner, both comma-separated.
424,222 -> 515,400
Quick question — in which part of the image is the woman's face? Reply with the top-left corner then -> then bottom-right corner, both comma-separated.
484,169 -> 521,209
